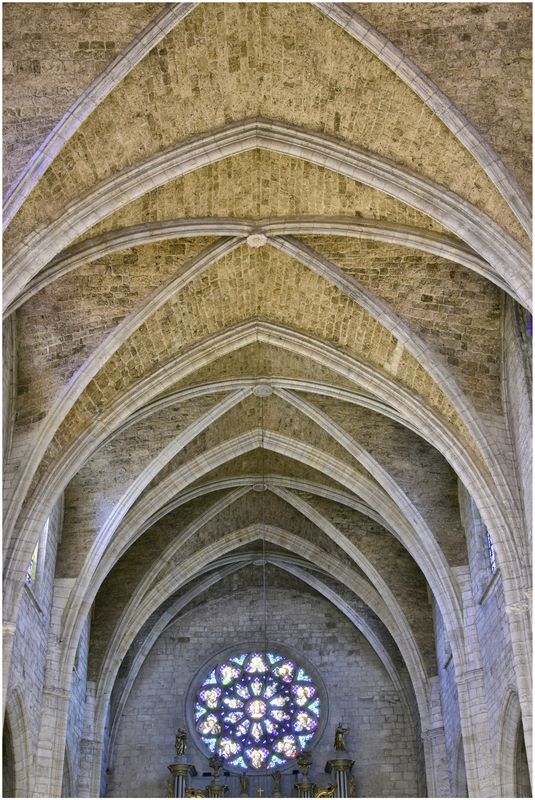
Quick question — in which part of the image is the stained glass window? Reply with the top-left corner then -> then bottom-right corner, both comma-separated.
194,651 -> 321,771
25,543 -> 39,586
25,518 -> 49,589
484,525 -> 497,573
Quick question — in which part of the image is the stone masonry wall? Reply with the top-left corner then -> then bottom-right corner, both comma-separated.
105,581 -> 420,798
64,613 -> 91,797
461,488 -> 518,772
352,2 -> 532,197
433,602 -> 461,795
6,497 -> 62,773
2,2 -> 165,191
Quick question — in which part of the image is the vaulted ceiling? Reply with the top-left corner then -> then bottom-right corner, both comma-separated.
3,3 -> 531,794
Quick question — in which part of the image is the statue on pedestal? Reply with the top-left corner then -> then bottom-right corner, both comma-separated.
272,770 -> 282,797
175,728 -> 188,757
334,723 -> 350,752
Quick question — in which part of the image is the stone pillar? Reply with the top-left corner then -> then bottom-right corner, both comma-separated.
77,679 -> 98,797
2,574 -> 27,712
452,566 -> 499,797
422,678 -> 450,797
33,578 -> 77,797
168,762 -> 197,798
503,598 -> 532,785
325,758 -> 354,798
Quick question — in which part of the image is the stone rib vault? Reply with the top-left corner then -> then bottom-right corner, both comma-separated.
2,3 -> 532,798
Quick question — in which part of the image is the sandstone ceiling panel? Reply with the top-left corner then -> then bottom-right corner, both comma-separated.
2,2 -> 166,191
107,566 -> 388,688
159,492 -> 335,570
56,245 -> 456,428
317,568 -> 408,664
190,449 -> 349,495
25,243 -> 479,508
299,392 -> 467,566
158,341 -> 367,396
138,392 -> 377,497
350,1 -> 532,198
5,2 -> 528,255
99,523 -> 434,692
56,392 -> 229,574
296,235 -> 502,412
100,569 -> 414,719
14,237 -> 217,433
87,493 -> 378,678
150,565 -> 413,690
76,151 -> 449,240
3,8 -> 532,797
58,485 -> 234,583
292,490 -> 436,671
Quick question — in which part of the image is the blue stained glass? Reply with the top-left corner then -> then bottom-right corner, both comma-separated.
223,711 -> 244,724
246,747 -> 269,769
274,735 -> 296,758
308,699 -> 320,716
291,684 -> 316,706
235,719 -> 250,737
195,651 -> 320,770
199,687 -> 221,708
264,719 -> 276,734
273,661 -> 294,682
219,738 -> 241,758
269,695 -> 288,707
198,715 -> 221,736
294,711 -> 316,732
223,697 -> 243,709
25,545 -> 38,586
236,684 -> 250,700
246,653 -> 268,673
251,722 -> 263,741
484,526 -> 497,573
270,709 -> 290,722
204,669 -> 218,685
219,663 -> 241,684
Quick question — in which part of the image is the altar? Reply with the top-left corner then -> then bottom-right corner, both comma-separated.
167,725 -> 356,798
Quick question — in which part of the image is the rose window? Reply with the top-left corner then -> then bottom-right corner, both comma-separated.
194,651 -> 321,771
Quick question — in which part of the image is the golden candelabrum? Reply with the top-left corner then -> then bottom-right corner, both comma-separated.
205,755 -> 229,798
295,750 -> 315,798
